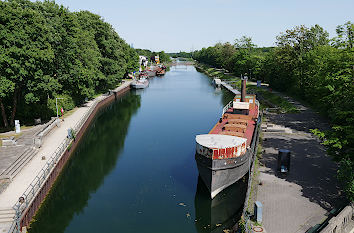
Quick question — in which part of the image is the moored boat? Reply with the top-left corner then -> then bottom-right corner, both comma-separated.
156,65 -> 166,76
195,77 -> 261,198
131,77 -> 149,89
146,69 -> 156,77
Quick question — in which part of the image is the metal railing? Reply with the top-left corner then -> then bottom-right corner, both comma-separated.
222,100 -> 233,116
8,95 -> 106,233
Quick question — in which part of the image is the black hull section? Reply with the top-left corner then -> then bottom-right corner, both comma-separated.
195,150 -> 251,199
196,118 -> 261,199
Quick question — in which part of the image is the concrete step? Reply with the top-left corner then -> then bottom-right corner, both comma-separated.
2,147 -> 38,180
0,208 -> 15,223
0,216 -> 14,223
16,137 -> 34,146
0,222 -> 13,233
1,147 -> 31,176
0,209 -> 15,214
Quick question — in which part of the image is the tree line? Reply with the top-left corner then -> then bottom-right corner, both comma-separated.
193,22 -> 354,201
135,48 -> 171,64
0,0 -> 139,128
167,51 -> 192,59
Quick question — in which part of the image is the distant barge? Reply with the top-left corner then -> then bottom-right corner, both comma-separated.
195,78 -> 261,198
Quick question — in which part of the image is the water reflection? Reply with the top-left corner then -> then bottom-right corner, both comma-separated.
29,93 -> 141,233
29,66 -> 244,233
194,176 -> 248,233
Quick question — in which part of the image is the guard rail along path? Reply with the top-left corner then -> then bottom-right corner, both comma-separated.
8,81 -> 131,233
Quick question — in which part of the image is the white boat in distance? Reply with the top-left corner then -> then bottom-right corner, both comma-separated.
131,77 -> 149,89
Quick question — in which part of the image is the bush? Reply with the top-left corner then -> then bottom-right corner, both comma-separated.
47,94 -> 75,117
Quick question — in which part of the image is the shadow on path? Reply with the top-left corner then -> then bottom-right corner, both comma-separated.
260,93 -> 346,211
261,133 -> 345,211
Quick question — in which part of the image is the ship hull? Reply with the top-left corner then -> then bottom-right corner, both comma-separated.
195,150 -> 251,199
146,70 -> 156,77
131,81 -> 148,89
196,116 -> 261,199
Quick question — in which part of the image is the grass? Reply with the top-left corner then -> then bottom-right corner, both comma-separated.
197,63 -> 239,81
0,132 -> 23,139
246,85 -> 298,113
63,107 -> 78,119
247,155 -> 260,213
91,93 -> 103,99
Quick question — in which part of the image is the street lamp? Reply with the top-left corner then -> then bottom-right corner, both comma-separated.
56,98 -> 64,118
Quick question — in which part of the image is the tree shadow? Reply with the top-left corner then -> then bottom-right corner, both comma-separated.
266,108 -> 330,133
260,132 -> 346,212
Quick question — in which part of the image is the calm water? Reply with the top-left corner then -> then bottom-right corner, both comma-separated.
30,66 -> 247,233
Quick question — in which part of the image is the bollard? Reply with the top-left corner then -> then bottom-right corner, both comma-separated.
15,120 -> 21,134
254,201 -> 263,223
67,129 -> 73,139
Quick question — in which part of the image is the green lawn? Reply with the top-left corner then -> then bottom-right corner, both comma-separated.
247,85 -> 298,113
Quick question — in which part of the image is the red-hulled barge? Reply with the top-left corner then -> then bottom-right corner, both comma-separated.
195,78 -> 261,198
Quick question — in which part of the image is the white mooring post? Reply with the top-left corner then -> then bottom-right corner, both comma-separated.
15,120 -> 20,134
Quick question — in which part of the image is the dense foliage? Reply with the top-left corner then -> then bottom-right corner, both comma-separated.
193,23 -> 354,201
167,51 -> 192,58
135,48 -> 171,63
0,0 -> 139,127
194,37 -> 272,79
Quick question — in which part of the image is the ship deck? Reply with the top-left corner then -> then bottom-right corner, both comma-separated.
209,105 -> 258,147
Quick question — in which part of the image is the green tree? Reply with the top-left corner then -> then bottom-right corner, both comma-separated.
333,21 -> 354,49
234,36 -> 256,51
0,0 -> 55,125
0,0 -> 138,126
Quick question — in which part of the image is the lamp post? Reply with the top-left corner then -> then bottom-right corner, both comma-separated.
56,98 -> 64,118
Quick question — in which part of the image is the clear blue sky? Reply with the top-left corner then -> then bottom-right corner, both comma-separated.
47,0 -> 353,52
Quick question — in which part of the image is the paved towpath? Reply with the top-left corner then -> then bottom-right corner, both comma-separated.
257,94 -> 346,233
0,81 -> 131,232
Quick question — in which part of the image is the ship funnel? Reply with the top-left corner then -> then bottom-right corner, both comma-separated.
241,74 -> 248,102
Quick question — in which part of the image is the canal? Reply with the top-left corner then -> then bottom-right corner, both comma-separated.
29,65 -> 247,233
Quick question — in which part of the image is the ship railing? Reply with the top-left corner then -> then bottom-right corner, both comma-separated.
222,100 -> 233,116
9,95 -> 106,233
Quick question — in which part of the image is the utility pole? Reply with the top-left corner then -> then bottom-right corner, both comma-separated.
56,98 -> 64,118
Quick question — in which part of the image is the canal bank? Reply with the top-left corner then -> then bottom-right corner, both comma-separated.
256,96 -> 348,233
26,65 -> 248,233
195,63 -> 263,232
196,63 -> 351,233
0,81 -> 132,232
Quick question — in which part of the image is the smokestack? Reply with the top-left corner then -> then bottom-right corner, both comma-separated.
241,74 -> 248,102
